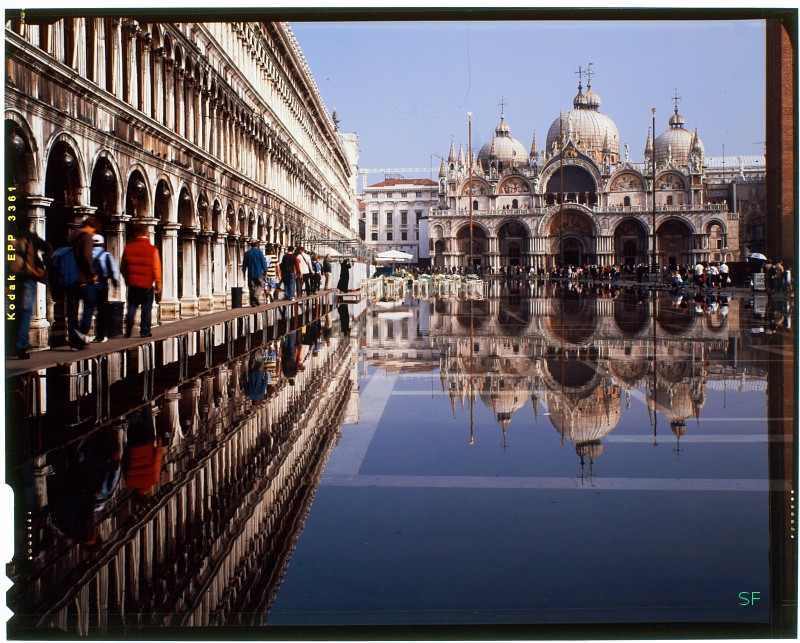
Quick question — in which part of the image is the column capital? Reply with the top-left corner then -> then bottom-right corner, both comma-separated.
25,195 -> 54,209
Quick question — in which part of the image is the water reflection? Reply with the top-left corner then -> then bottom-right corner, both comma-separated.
6,283 -> 795,636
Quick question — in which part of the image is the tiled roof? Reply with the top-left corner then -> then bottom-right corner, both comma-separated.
368,178 -> 438,188
704,155 -> 765,169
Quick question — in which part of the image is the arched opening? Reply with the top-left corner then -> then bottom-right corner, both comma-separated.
614,218 -> 648,269
44,142 -> 82,248
548,209 -> 595,266
657,219 -> 693,267
498,220 -> 528,267
623,196 -> 631,207
545,165 -> 597,206
456,225 -> 487,268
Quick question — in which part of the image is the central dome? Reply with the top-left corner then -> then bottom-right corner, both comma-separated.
654,106 -> 704,167
546,81 -> 620,162
477,115 -> 528,172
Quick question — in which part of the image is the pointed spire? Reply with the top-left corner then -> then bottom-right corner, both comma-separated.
448,138 -> 456,163
691,127 -> 703,154
602,129 -> 610,154
644,127 -> 653,158
457,144 -> 465,166
530,131 -> 538,156
438,158 -> 446,178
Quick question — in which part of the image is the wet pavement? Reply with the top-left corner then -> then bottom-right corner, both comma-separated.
4,280 -> 796,639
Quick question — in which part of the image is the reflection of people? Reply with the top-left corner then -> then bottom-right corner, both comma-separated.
47,426 -> 121,546
123,404 -> 162,496
337,303 -> 351,337
281,330 -> 304,385
244,352 -> 268,402
337,258 -> 351,292
322,254 -> 333,290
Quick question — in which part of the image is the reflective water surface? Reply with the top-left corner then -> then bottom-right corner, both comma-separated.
5,281 -> 796,639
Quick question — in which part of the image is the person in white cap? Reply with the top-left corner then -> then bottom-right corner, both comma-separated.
91,234 -> 120,342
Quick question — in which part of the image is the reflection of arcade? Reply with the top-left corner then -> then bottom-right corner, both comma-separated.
7,327 -> 359,636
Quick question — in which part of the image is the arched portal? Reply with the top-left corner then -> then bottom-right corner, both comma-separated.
614,218 -> 648,269
44,141 -> 82,247
657,219 -> 693,267
456,225 -> 487,268
547,209 -> 595,267
498,220 -> 528,267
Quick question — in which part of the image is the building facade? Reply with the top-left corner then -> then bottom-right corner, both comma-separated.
359,178 -> 437,264
429,77 -> 765,272
5,15 -> 358,349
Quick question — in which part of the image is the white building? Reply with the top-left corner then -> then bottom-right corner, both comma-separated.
359,178 -> 438,264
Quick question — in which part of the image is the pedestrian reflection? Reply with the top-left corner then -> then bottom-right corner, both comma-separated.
337,303 -> 351,336
281,329 -> 304,385
46,426 -> 121,547
122,402 -> 163,497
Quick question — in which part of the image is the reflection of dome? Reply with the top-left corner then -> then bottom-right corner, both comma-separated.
546,80 -> 620,161
546,385 -> 621,443
478,115 -> 528,172
648,381 -> 705,423
480,377 -> 528,424
654,105 -> 704,166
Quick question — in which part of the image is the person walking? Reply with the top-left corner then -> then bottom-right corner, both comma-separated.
310,254 -> 322,294
264,243 -> 279,302
91,234 -> 120,343
719,260 -> 730,289
296,246 -> 313,297
120,224 -> 162,338
66,217 -> 100,350
322,253 -> 333,290
241,238 -> 269,306
278,245 -> 299,301
10,222 -> 52,359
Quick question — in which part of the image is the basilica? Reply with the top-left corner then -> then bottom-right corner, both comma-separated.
429,73 -> 765,272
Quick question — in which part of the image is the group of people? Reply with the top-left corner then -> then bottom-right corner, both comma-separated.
12,216 -> 162,357
242,240 -> 350,305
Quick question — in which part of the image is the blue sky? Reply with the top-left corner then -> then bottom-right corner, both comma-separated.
290,17 -> 766,176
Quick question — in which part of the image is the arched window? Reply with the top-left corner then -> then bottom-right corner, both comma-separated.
473,200 -> 479,211
666,195 -> 673,206
623,196 -> 631,207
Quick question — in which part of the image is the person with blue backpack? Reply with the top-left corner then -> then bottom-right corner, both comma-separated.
62,217 -> 100,350
91,234 -> 120,343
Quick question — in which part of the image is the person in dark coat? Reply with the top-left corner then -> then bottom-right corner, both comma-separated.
337,258 -> 351,292
66,217 -> 100,350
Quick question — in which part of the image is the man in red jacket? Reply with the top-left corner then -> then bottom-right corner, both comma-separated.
120,224 -> 162,338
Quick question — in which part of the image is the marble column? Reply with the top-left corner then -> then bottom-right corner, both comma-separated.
159,222 -> 181,320
179,227 -> 199,317
213,234 -> 228,310
197,231 -> 214,312
24,197 -> 53,350
105,213 -> 131,302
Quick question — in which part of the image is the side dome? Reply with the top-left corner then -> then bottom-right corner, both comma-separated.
545,81 -> 620,162
477,114 -> 529,172
654,105 -> 703,166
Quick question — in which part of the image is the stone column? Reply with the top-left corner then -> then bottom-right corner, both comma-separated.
164,57 -> 175,131
213,233 -> 228,309
110,18 -> 124,101
185,76 -> 195,144
159,222 -> 180,320
175,67 -> 185,139
197,231 -> 214,312
140,32 -> 152,117
25,197 -> 53,350
123,21 -> 139,107
152,46 -> 164,124
179,227 -> 199,317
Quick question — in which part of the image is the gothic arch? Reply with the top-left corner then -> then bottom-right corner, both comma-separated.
90,152 -> 122,216
44,132 -> 88,205
154,176 -> 175,222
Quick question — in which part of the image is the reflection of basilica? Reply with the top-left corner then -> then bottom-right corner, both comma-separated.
362,285 -> 768,467
429,72 -> 766,271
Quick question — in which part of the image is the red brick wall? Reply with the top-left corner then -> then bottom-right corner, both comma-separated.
766,17 -> 797,268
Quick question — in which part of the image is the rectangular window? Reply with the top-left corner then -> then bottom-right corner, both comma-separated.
372,212 -> 378,225
401,211 -> 408,225
371,232 -> 378,241
386,212 -> 393,225
401,192 -> 408,198
416,192 -> 422,197
401,232 -> 408,240
387,232 -> 393,241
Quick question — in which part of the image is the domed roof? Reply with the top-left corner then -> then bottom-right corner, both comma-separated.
545,387 -> 621,443
546,80 -> 620,160
477,115 -> 528,172
654,106 -> 704,167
